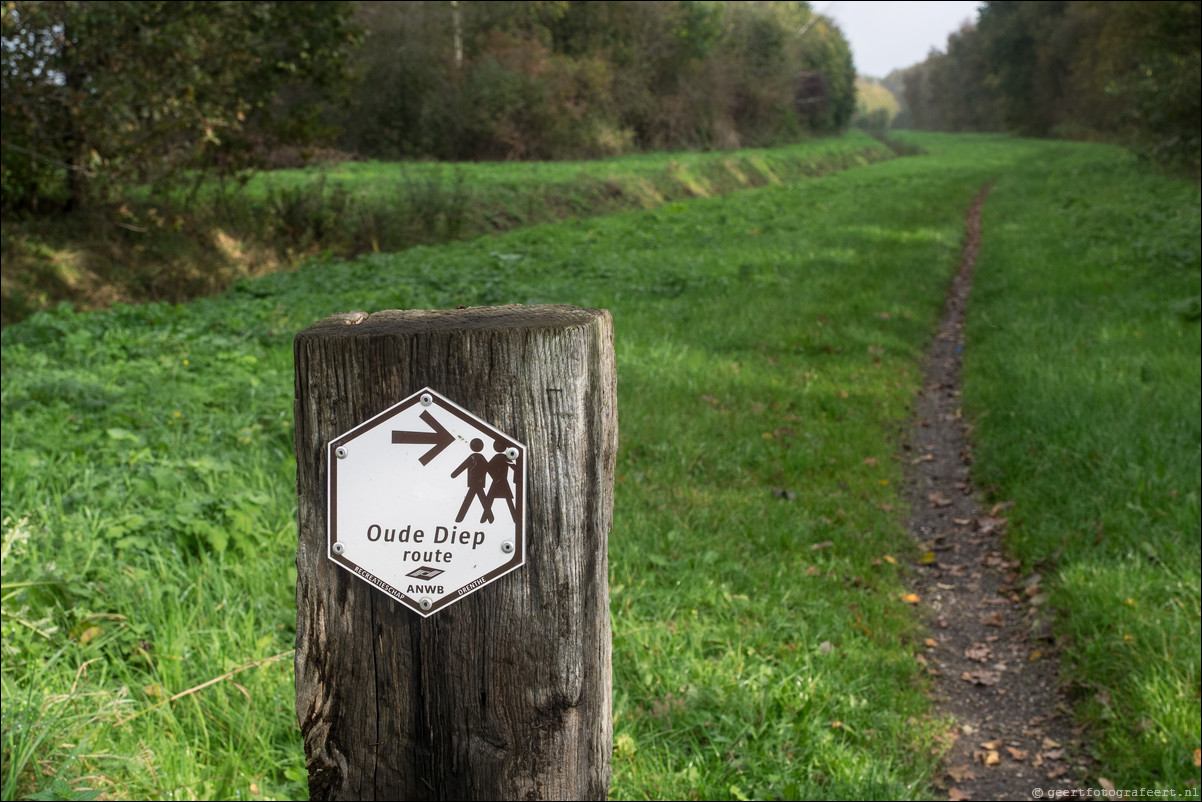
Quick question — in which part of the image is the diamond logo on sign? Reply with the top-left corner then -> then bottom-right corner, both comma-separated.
327,387 -> 526,616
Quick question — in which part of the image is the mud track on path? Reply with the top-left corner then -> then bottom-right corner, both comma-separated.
905,186 -> 1095,801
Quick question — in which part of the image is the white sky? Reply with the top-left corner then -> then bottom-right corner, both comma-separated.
822,1 -> 984,78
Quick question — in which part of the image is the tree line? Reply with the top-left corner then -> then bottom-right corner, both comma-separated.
1,1 -> 858,215
890,1 -> 1200,176
337,1 -> 854,162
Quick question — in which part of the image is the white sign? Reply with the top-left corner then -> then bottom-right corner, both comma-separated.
327,387 -> 526,616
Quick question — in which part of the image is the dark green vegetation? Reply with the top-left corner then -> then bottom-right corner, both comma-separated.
337,1 -> 855,161
2,135 -> 1199,799
0,1 -> 360,214
892,1 -> 1201,177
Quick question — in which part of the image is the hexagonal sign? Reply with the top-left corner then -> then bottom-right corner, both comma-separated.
327,387 -> 526,616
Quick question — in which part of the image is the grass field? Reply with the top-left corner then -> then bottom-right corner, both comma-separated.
958,137 -> 1201,787
2,133 -> 1197,800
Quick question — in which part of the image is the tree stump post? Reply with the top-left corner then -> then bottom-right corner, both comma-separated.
293,305 -> 616,801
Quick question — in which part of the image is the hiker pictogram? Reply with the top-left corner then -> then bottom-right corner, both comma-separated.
484,440 -> 518,524
452,438 -> 519,524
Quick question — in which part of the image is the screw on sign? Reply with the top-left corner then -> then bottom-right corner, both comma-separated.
327,386 -> 526,616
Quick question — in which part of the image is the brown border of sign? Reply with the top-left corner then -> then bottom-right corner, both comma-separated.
326,386 -> 526,616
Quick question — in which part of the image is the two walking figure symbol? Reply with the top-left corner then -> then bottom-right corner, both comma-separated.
451,438 -> 518,524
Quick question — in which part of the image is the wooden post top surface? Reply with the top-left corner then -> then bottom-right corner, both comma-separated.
298,304 -> 610,338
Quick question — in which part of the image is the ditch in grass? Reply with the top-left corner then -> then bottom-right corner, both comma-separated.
1,131 -> 895,327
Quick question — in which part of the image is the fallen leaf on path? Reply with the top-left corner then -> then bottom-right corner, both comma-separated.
912,454 -> 934,464
947,764 -> 976,783
976,516 -> 1007,535
980,612 -> 1005,627
1098,778 -> 1115,792
1046,766 -> 1068,779
947,788 -> 971,801
979,740 -> 1002,750
920,551 -> 937,564
965,644 -> 992,662
929,491 -> 953,508
990,500 -> 1015,516
1028,650 -> 1043,661
1006,746 -> 1028,761
901,593 -> 921,604
1043,748 -> 1066,760
974,749 -> 1001,766
962,671 -> 1000,686
1042,737 -> 1062,749
924,638 -> 939,648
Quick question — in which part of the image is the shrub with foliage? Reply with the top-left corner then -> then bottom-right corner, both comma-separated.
0,1 -> 359,214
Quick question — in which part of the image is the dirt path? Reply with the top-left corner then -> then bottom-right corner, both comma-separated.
905,186 -> 1094,800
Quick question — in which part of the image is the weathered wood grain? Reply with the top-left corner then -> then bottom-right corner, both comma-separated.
294,305 -> 616,800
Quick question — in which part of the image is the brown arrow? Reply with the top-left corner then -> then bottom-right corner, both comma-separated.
392,410 -> 454,465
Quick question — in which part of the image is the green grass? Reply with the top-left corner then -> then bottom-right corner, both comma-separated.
240,131 -> 892,200
2,133 -> 1197,799
2,131 -> 894,327
961,140 -> 1201,789
199,130 -> 898,266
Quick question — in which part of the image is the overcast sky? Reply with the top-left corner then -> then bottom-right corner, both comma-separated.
822,1 -> 984,78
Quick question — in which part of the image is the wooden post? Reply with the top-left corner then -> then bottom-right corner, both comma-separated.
293,305 -> 616,801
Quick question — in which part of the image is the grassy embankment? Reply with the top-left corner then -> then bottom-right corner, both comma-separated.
0,131 -> 892,327
2,133 -> 1198,800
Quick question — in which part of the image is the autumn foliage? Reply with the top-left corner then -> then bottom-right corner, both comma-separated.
335,1 -> 856,162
